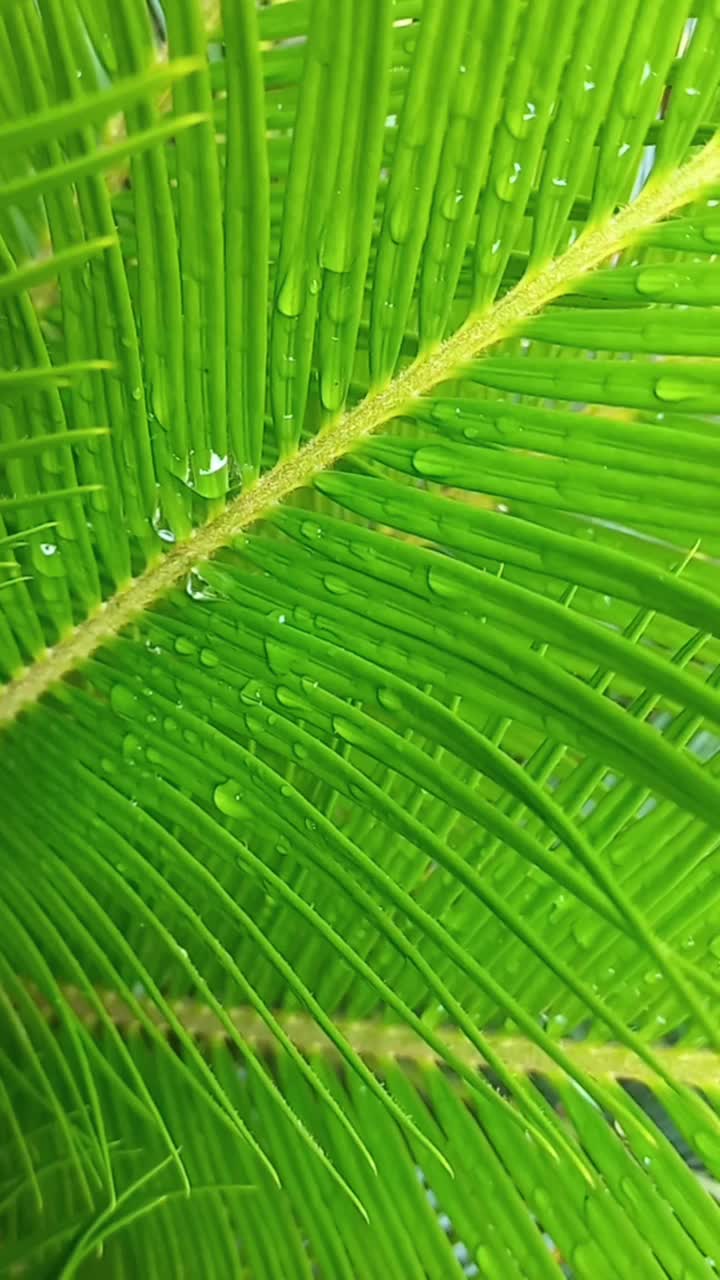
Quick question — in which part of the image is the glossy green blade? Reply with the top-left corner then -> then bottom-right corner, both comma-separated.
1,3 -> 720,1273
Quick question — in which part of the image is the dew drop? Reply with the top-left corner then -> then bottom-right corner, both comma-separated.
635,268 -> 677,295
277,268 -> 304,318
213,779 -> 251,820
377,686 -> 402,712
186,569 -> 212,600
198,451 -> 227,477
276,684 -> 305,710
413,445 -> 452,479
122,732 -> 143,760
332,715 -> 362,745
264,636 -> 293,676
152,507 -> 176,543
111,684 -> 142,719
440,189 -> 464,221
200,648 -> 219,668
427,563 -> 459,598
654,376 -> 698,402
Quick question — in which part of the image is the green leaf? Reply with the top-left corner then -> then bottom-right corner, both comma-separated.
2,3 -> 720,1276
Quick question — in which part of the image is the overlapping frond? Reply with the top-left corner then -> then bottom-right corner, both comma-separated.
1,1 -> 720,1275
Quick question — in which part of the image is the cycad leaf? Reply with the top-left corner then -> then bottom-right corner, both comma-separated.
2,3 -> 720,1276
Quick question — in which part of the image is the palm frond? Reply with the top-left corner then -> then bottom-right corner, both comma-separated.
2,1 -> 720,1275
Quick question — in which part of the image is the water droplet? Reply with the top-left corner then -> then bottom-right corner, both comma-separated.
506,102 -> 536,138
332,715 -> 362,745
175,636 -> 197,656
427,563 -> 459,598
213,779 -> 251,820
198,452 -> 227,477
244,711 -> 264,737
152,507 -> 176,543
389,193 -> 412,244
440,189 -> 465,221
240,680 -> 263,706
377,686 -> 402,712
131,387 -> 143,401
323,574 -> 350,595
412,445 -> 451,479
200,648 -> 219,668
276,684 -> 305,710
635,268 -> 678,295
186,569 -> 212,600
122,732 -> 143,760
495,170 -> 518,203
264,637 -> 293,676
111,684 -> 142,719
40,543 -> 57,556
655,377 -> 698,402
277,268 -> 304,318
